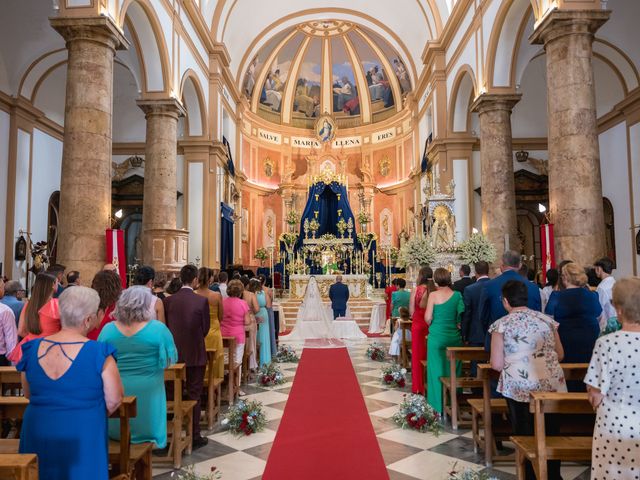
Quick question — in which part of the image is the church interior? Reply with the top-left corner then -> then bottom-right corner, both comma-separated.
0,0 -> 640,479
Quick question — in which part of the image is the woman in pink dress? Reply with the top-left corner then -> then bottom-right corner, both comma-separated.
221,280 -> 252,384
9,272 -> 61,362
409,266 -> 435,394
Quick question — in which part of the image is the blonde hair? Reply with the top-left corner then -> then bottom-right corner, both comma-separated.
612,277 -> 640,325
561,262 -> 588,287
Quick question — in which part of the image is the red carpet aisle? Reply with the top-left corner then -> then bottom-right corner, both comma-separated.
262,346 -> 389,480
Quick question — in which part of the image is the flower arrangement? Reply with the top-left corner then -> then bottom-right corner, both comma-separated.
392,394 -> 442,435
388,246 -> 399,262
357,232 -> 377,251
446,464 -> 498,480
257,362 -> 286,387
285,210 -> 300,226
357,210 -> 372,225
309,218 -> 320,235
366,342 -> 386,361
221,399 -> 267,436
279,232 -> 299,249
458,233 -> 497,264
336,218 -> 347,237
397,237 -> 436,268
274,345 -> 299,363
381,363 -> 407,388
171,465 -> 222,480
254,247 -> 268,262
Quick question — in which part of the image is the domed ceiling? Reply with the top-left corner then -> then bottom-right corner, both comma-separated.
241,20 -> 413,130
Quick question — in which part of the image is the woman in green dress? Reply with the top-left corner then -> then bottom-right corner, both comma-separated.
425,268 -> 464,414
99,286 -> 177,448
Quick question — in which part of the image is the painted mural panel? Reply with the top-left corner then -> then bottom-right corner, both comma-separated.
241,28 -> 292,99
292,37 -> 322,118
360,27 -> 412,94
331,37 -> 360,116
347,31 -> 394,110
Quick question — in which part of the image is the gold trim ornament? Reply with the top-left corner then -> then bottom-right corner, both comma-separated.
315,114 -> 336,144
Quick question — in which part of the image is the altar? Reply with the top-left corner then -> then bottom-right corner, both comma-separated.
289,274 -> 368,299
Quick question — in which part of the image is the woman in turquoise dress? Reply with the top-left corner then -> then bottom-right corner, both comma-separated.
249,279 -> 271,366
17,286 -> 123,480
425,268 -> 464,414
99,286 -> 177,447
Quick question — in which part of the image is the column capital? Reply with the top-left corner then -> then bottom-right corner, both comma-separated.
136,98 -> 187,119
50,15 -> 129,51
470,93 -> 521,115
530,9 -> 610,46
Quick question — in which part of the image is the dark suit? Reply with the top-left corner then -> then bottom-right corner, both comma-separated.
328,282 -> 350,319
163,287 -> 210,438
479,270 -> 541,350
453,276 -> 474,293
461,277 -> 490,345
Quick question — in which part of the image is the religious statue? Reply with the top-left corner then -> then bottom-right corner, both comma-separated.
266,217 -> 273,240
379,155 -> 390,177
431,205 -> 455,249
382,215 -> 390,236
398,228 -> 409,249
264,157 -> 274,178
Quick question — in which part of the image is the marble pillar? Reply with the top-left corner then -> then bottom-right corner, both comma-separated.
50,17 -> 127,281
532,10 -> 610,267
471,93 -> 521,262
137,99 -> 187,270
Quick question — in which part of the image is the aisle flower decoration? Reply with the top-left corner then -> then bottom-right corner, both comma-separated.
458,233 -> 497,264
446,463 -> 498,480
393,394 -> 442,435
172,465 -> 222,480
366,342 -> 386,361
274,345 -> 299,363
257,362 -> 286,387
397,237 -> 436,268
221,399 -> 267,436
381,363 -> 407,388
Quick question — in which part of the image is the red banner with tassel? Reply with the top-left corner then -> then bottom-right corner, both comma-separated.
540,223 -> 555,284
106,229 -> 127,288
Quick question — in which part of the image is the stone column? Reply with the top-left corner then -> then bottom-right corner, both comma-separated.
137,99 -> 188,270
50,17 -> 127,281
471,93 -> 521,262
531,10 -> 609,267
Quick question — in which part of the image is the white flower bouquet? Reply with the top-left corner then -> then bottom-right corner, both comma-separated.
458,233 -> 497,264
397,237 -> 436,268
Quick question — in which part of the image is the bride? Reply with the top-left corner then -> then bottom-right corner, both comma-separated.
287,277 -> 337,341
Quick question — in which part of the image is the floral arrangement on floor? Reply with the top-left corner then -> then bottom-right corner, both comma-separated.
458,233 -> 497,264
274,345 -> 299,363
446,463 -> 498,480
366,342 -> 386,361
381,363 -> 407,388
397,237 -> 436,268
171,465 -> 222,480
392,394 -> 442,435
257,362 -> 286,387
221,399 -> 267,436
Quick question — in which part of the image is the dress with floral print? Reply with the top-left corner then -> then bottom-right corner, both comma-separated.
488,309 -> 567,402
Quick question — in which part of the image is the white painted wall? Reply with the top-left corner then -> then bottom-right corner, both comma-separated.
0,110 -> 9,275
30,129 -> 62,246
12,129 -> 31,285
176,154 -> 185,230
471,151 -> 481,232
187,161 -> 204,264
629,122 -> 640,275
453,158 -> 469,242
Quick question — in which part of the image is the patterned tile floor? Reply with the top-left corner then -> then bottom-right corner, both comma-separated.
153,338 -> 592,480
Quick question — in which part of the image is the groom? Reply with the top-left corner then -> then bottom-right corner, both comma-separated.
329,275 -> 350,319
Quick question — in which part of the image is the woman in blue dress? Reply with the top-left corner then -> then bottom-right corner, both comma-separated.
17,286 -> 123,480
99,286 -> 177,448
249,279 -> 271,366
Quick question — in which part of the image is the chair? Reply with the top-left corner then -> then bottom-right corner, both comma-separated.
222,337 -> 240,405
203,348 -> 223,429
399,320 -> 412,369
511,392 -> 594,480
0,453 -> 38,480
440,347 -> 488,430
155,364 -> 195,469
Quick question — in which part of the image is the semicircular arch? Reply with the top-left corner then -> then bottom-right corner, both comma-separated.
448,65 -> 477,134
179,69 -> 208,137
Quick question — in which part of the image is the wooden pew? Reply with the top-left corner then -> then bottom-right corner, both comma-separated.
398,320 -> 412,369
440,347 -> 489,430
204,348 -> 223,430
155,364 -> 195,469
511,392 -> 593,480
108,396 -> 153,480
222,337 -> 240,405
0,454 -> 38,480
0,398 -> 28,454
0,368 -> 22,396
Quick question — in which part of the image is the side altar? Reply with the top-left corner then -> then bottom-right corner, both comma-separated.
289,274 -> 368,299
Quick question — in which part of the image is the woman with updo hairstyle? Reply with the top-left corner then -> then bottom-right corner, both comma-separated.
545,262 -> 601,368
221,280 -> 252,383
425,267 -> 464,414
98,286 -> 177,448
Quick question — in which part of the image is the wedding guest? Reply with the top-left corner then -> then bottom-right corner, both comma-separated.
248,279 -> 271,367
540,268 -> 559,312
195,268 -> 224,380
556,259 -> 573,290
134,266 -> 165,323
585,277 -> 640,480
87,270 -> 122,340
425,268 -> 464,414
163,265 -> 210,449
545,263 -> 601,367
384,279 -> 398,330
9,273 -> 61,363
221,280 -> 252,388
461,261 -> 490,347
99,287 -> 177,448
389,306 -> 411,359
217,271 -> 229,298
152,273 -> 167,300
329,275 -> 350,319
165,277 -> 182,295
65,271 -> 80,288
242,278 -> 259,370
17,286 -> 123,480
453,264 -> 474,293
0,280 -> 24,326
409,266 -> 436,394
47,264 -> 66,298
0,279 -> 17,366
489,280 -> 566,480
258,274 -> 277,355
594,257 -> 618,334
